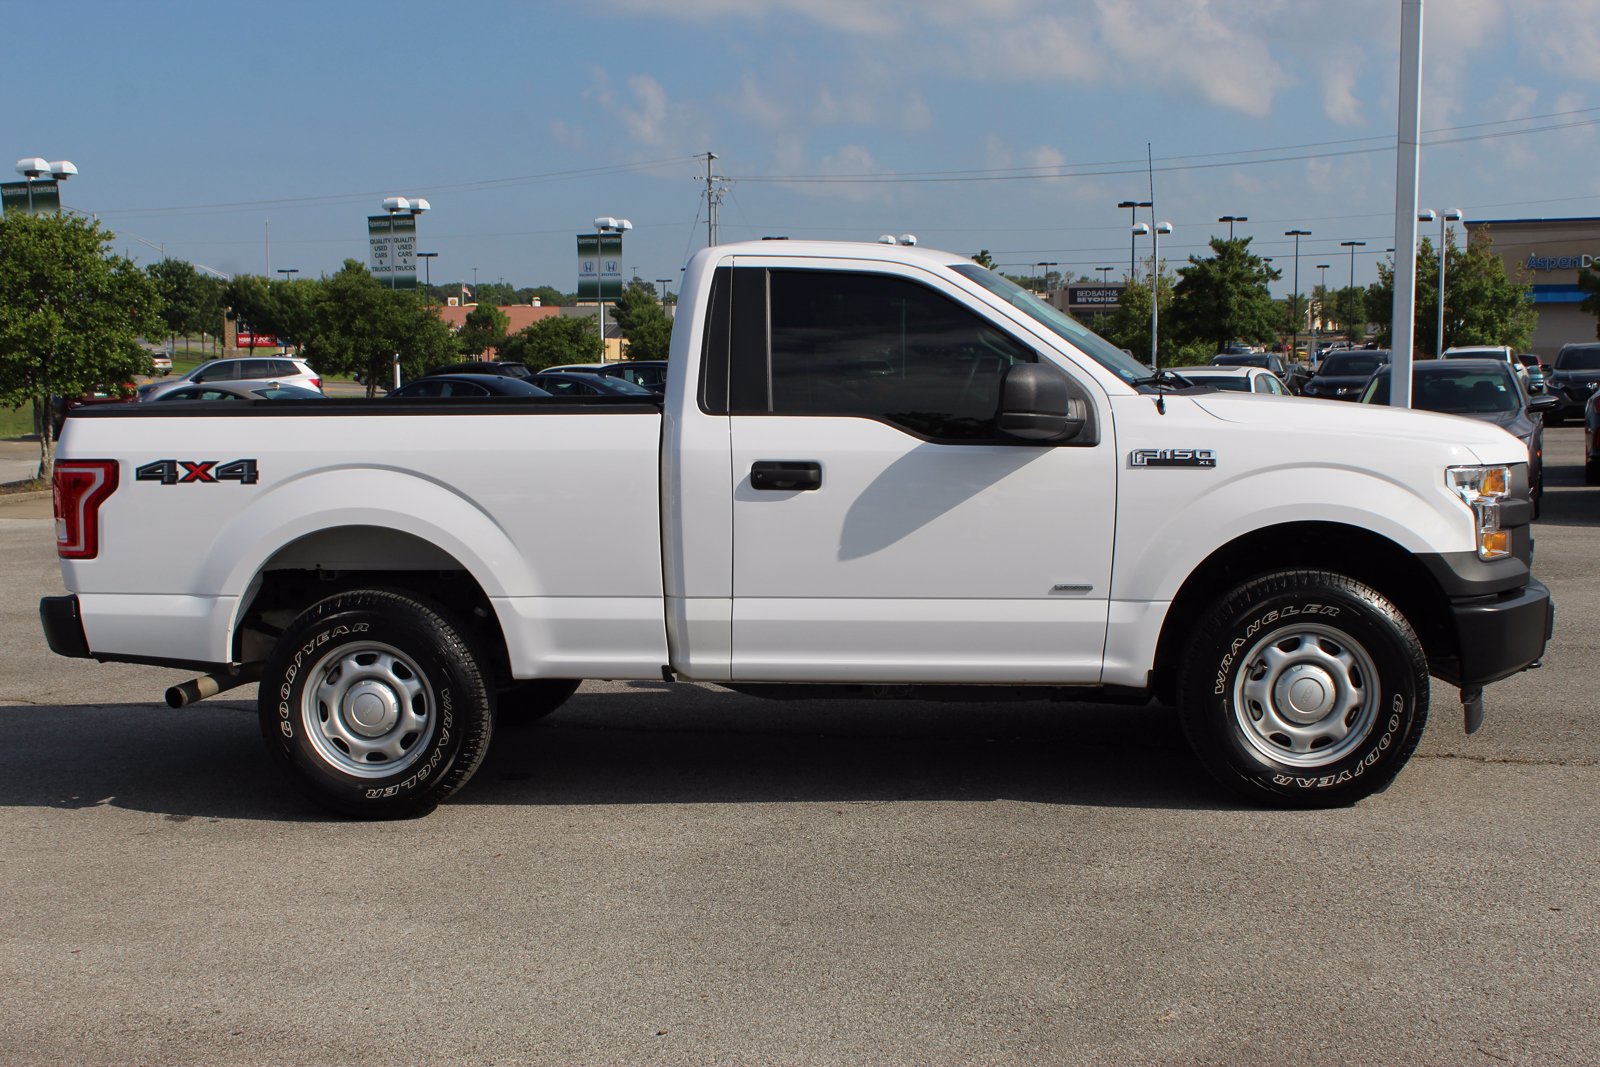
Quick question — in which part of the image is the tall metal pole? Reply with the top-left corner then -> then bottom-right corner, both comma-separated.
705,152 -> 720,247
1435,211 -> 1461,357
1285,230 -> 1311,359
1151,226 -> 1160,366
1390,0 -> 1425,409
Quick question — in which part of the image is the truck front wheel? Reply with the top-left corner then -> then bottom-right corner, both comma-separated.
258,589 -> 495,818
1179,570 -> 1429,807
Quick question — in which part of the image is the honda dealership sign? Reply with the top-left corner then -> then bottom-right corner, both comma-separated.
577,232 -> 624,300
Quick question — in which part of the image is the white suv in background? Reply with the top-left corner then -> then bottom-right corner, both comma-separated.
139,356 -> 322,401
1444,345 -> 1529,391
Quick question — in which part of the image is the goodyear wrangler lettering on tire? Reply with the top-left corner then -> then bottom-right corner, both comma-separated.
258,591 -> 492,819
1180,571 -> 1428,808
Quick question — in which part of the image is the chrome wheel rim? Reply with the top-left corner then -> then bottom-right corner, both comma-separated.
301,641 -> 435,778
1231,623 -> 1380,768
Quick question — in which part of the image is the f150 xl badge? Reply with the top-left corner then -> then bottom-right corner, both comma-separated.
135,459 -> 260,485
1129,448 -> 1216,469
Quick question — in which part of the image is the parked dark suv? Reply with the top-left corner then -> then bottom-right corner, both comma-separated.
1301,349 -> 1391,401
1546,343 -> 1600,424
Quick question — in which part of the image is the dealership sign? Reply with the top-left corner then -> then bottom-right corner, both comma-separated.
368,214 -> 418,288
1525,252 -> 1595,272
577,232 -> 624,300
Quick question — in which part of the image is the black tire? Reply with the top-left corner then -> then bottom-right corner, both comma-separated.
497,678 -> 581,726
259,589 -> 494,819
1178,570 -> 1428,807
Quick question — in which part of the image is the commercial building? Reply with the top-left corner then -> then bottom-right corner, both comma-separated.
1466,217 -> 1600,360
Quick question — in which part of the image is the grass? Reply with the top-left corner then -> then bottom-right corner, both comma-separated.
1,406 -> 39,439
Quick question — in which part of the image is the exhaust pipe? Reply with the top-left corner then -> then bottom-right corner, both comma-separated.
165,663 -> 263,708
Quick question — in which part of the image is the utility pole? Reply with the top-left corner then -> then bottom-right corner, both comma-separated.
702,151 -> 728,247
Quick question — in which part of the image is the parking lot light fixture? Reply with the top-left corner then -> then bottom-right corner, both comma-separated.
1219,215 -> 1248,240
1285,229 -> 1312,359
13,156 -> 75,214
1418,210 -> 1463,357
416,252 -> 438,292
1118,199 -> 1152,279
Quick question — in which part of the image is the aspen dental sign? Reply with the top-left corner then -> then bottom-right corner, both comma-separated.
1525,252 -> 1595,271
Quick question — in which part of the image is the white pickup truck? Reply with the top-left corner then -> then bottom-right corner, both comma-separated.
42,240 -> 1552,817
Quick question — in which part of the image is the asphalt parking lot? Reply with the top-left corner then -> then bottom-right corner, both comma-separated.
1,429 -> 1595,1065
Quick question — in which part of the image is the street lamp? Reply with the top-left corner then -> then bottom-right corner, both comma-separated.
1284,229 -> 1312,359
1037,261 -> 1058,294
1118,199 -> 1152,280
657,278 -> 672,308
1133,221 -> 1172,366
276,268 -> 298,282
1097,266 -> 1114,283
11,157 -> 76,214
416,251 -> 438,292
1418,209 -> 1463,357
1315,264 -> 1331,362
1219,215 -> 1249,241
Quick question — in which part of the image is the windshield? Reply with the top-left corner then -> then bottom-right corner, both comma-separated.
1319,353 -> 1387,377
1193,375 -> 1251,391
1556,346 -> 1600,371
1364,368 -> 1520,414
949,264 -> 1151,384
1211,354 -> 1269,368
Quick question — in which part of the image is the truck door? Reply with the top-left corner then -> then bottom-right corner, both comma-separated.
710,262 -> 1117,684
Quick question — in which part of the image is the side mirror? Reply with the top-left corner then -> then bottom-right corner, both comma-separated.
1529,393 -> 1559,412
997,363 -> 1086,443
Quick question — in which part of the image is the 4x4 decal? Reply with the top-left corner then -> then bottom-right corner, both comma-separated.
135,459 -> 260,485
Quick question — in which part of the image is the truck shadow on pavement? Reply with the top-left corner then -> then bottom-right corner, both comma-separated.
0,689 -> 1237,820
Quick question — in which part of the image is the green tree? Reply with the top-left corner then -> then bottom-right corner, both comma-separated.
1098,267 -> 1180,366
610,279 -> 662,334
147,258 -> 223,345
456,302 -> 510,356
1577,267 -> 1600,339
497,316 -> 604,369
1366,231 -> 1535,352
969,250 -> 996,269
299,260 -> 455,394
222,274 -> 273,342
624,315 -> 674,360
1167,237 -> 1281,352
0,212 -> 161,478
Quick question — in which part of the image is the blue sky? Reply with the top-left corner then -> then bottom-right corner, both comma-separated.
9,0 -> 1599,296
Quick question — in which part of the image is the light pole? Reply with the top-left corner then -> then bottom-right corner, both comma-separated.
1118,199 -> 1152,280
657,278 -> 672,309
1418,209 -> 1463,357
11,157 -> 76,214
1219,215 -> 1248,241
1284,229 -> 1312,358
1338,240 -> 1366,346
276,268 -> 298,283
1133,221 -> 1172,366
593,216 -> 632,364
1315,264 -> 1330,362
1097,266 -> 1114,283
1037,261 -> 1058,294
416,251 -> 438,294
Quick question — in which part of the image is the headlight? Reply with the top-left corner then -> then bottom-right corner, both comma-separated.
1447,465 -> 1512,560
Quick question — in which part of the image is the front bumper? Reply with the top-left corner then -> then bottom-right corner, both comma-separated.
1448,578 -> 1554,688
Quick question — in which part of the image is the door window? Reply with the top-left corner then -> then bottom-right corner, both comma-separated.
718,268 -> 1034,441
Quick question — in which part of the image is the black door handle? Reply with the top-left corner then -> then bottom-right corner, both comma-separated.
750,461 -> 822,491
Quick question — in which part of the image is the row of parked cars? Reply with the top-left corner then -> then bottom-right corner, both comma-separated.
1179,341 -> 1600,513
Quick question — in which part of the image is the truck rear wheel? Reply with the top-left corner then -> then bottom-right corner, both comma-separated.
259,589 -> 494,819
1178,570 -> 1428,807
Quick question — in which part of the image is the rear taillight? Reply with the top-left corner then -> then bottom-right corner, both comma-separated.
310,378 -> 322,390
54,460 -> 118,559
